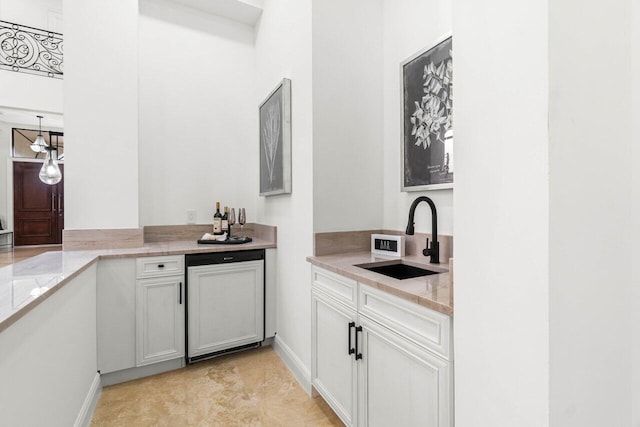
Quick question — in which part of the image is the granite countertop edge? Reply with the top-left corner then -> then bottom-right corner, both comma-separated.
0,239 -> 277,334
306,252 -> 453,317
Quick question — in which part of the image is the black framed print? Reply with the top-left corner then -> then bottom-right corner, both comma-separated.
401,35 -> 453,191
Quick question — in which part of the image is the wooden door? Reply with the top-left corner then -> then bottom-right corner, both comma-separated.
13,162 -> 64,246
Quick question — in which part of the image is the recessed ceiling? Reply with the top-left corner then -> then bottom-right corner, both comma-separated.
0,107 -> 63,129
167,0 -> 263,26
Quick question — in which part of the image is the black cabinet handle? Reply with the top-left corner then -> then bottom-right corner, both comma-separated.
355,326 -> 363,360
158,264 -> 165,268
179,282 -> 182,304
348,322 -> 355,355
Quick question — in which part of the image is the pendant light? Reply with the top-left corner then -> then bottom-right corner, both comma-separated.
39,133 -> 62,185
30,115 -> 47,153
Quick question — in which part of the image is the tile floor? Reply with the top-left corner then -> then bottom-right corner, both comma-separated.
0,245 -> 61,268
90,346 -> 342,427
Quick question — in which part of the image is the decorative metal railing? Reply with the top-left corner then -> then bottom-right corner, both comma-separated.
0,20 -> 63,78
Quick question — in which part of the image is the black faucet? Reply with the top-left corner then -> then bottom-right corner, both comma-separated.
405,196 -> 440,264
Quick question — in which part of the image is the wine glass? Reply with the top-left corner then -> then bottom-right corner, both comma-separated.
228,208 -> 236,237
239,208 -> 246,237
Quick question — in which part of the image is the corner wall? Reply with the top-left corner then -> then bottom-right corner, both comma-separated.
138,0 -> 257,226
381,0 -> 453,236
254,0 -> 314,388
633,2 -> 640,424
63,0 -> 139,229
548,2 -> 632,425
453,0 -> 550,424
312,0 -> 384,233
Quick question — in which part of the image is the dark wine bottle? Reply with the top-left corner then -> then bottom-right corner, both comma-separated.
213,202 -> 223,235
222,206 -> 229,236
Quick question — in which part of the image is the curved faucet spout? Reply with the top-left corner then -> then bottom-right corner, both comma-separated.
405,196 -> 439,263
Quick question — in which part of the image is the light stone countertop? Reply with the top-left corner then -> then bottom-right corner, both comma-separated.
0,238 -> 276,333
307,252 -> 453,316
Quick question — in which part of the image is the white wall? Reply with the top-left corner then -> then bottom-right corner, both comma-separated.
0,0 -> 63,125
0,0 -> 62,113
63,0 -> 140,229
311,0 -> 383,233
548,2 -> 632,425
453,0 -> 549,424
0,0 -> 63,32
254,0 -> 314,388
138,0 -> 257,226
0,265 -> 98,426
634,2 -> 640,424
548,0 -> 632,425
381,0 -> 453,236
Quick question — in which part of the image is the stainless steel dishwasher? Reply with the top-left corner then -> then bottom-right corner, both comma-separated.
185,249 -> 265,364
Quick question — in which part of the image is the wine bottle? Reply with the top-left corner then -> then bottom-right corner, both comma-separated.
213,202 -> 223,235
222,206 -> 229,236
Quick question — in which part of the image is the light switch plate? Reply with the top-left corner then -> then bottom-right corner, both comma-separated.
186,210 -> 196,224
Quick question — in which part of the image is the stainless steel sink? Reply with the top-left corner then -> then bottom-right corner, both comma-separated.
355,261 -> 444,280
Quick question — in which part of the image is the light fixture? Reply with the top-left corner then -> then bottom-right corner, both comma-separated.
30,115 -> 48,153
39,132 -> 62,185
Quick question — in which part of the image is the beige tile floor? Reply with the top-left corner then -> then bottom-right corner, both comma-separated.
0,245 -> 61,267
90,346 -> 343,427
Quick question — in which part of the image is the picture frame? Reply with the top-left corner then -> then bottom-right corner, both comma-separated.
400,34 -> 453,191
259,78 -> 292,196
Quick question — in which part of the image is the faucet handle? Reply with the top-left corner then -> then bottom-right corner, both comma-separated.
423,238 -> 431,257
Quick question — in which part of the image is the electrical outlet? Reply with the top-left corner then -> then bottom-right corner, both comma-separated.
186,210 -> 196,224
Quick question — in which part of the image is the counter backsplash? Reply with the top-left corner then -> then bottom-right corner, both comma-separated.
143,223 -> 277,244
314,229 -> 452,263
63,223 -> 277,250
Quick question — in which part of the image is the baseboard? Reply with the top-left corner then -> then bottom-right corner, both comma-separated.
74,372 -> 102,427
273,334 -> 312,395
100,358 -> 185,387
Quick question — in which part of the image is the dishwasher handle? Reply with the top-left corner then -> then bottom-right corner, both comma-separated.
186,249 -> 265,266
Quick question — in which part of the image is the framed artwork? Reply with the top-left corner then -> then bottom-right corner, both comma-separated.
401,35 -> 453,191
259,78 -> 292,196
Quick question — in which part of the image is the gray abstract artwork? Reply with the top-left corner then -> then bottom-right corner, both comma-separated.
259,78 -> 291,196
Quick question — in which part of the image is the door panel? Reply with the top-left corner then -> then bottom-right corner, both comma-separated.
311,290 -> 358,427
136,276 -> 185,366
13,162 -> 63,246
358,317 -> 452,427
187,261 -> 264,358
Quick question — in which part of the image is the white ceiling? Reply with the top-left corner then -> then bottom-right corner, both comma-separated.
167,0 -> 263,25
0,107 -> 64,129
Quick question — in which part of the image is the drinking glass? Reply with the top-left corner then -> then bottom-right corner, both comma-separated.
228,208 -> 236,237
239,208 -> 246,236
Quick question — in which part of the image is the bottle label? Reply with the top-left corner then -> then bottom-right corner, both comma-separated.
213,218 -> 222,233
222,220 -> 229,232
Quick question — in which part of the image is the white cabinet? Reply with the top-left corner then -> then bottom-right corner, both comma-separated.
311,266 -> 453,427
136,255 -> 185,366
187,260 -> 264,359
97,258 -> 136,374
311,289 -> 358,426
358,316 -> 452,427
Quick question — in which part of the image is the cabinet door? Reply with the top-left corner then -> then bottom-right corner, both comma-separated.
187,260 -> 264,358
136,276 -> 185,366
358,316 -> 452,427
311,290 -> 358,427
97,258 -> 136,374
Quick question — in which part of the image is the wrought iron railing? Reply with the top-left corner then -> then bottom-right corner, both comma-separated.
0,20 -> 63,78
